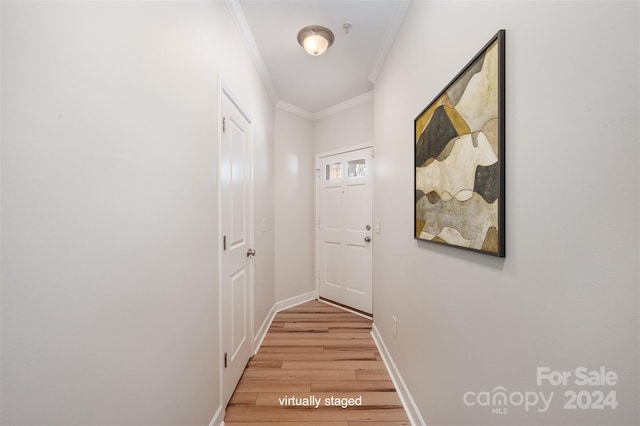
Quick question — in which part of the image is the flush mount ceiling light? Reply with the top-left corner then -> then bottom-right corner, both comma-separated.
297,25 -> 335,56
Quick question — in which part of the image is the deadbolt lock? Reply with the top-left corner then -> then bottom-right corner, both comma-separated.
365,225 -> 371,231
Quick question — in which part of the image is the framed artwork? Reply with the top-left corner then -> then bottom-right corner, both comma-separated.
414,30 -> 505,257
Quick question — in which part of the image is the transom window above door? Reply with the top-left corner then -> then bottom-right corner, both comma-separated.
325,162 -> 342,180
347,159 -> 367,178
325,159 -> 367,181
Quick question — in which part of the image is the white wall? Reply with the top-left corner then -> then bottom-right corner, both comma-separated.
0,1 -> 275,424
373,1 -> 639,425
271,98 -> 375,305
274,108 -> 314,301
313,98 -> 374,155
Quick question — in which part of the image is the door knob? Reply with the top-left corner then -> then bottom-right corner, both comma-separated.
246,248 -> 256,258
364,236 -> 371,243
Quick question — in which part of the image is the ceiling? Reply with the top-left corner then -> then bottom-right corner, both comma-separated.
233,0 -> 410,114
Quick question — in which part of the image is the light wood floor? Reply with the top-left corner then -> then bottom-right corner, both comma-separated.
224,300 -> 410,425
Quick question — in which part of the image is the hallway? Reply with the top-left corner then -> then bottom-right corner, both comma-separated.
224,300 -> 410,425
2,2 -> 639,424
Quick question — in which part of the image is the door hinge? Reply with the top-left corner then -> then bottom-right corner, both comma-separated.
317,219 -> 320,229
223,235 -> 227,251
222,116 -> 226,133
224,352 -> 228,368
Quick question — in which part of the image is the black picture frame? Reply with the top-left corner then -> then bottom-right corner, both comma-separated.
414,30 -> 505,257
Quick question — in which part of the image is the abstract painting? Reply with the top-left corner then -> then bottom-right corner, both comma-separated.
414,30 -> 505,257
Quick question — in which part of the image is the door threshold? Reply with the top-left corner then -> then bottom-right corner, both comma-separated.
318,297 -> 373,320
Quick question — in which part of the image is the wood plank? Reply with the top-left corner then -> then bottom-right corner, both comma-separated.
311,380 -> 396,392
281,325 -> 331,332
264,332 -> 372,340
328,328 -> 372,333
262,339 -> 376,348
356,369 -> 392,381
252,351 -> 377,362
259,346 -> 324,353
283,322 -> 371,330
229,392 -> 259,405
234,381 -> 311,393
282,361 -> 385,371
247,360 -> 283,368
226,423 -> 348,426
242,369 -> 357,381
322,347 -> 381,354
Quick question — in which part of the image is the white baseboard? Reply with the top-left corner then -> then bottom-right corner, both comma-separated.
317,298 -> 372,320
253,290 -> 318,355
253,305 -> 277,353
208,404 -> 224,426
371,323 -> 426,426
274,290 -> 318,312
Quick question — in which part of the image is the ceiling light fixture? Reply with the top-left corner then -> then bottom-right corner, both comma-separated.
297,25 -> 335,56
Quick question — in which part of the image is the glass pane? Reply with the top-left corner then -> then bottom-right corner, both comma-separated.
347,159 -> 367,178
325,163 -> 342,180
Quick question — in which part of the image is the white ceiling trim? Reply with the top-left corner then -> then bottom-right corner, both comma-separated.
313,91 -> 374,121
367,0 -> 411,84
277,91 -> 374,122
225,0 -> 279,103
276,101 -> 315,121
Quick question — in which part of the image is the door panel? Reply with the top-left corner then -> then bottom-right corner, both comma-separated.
318,148 -> 373,314
230,119 -> 246,247
231,268 -> 247,361
345,243 -> 370,295
345,184 -> 366,229
324,241 -> 342,287
324,186 -> 342,229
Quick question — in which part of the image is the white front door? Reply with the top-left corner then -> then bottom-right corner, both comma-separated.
317,147 -> 373,314
220,88 -> 253,407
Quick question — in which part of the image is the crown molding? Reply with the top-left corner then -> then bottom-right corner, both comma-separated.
368,0 -> 411,84
225,0 -> 279,104
276,101 -> 315,120
312,91 -> 374,121
277,91 -> 374,121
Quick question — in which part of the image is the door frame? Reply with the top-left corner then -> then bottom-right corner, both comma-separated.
315,142 -> 374,314
217,75 -> 255,407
